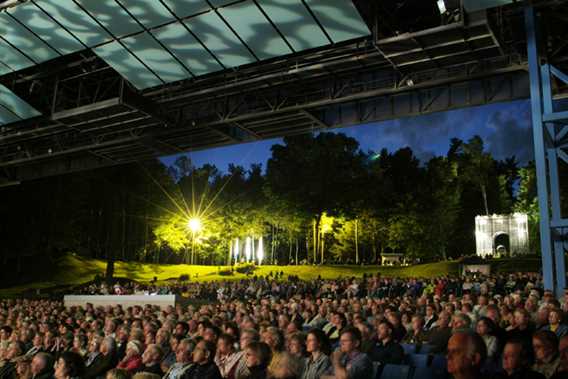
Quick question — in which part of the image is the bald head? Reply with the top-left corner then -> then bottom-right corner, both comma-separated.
447,332 -> 487,378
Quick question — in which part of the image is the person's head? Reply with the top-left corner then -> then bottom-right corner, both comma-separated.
0,326 -> 12,341
411,315 -> 424,332
54,352 -> 85,379
156,328 -> 171,347
175,322 -> 189,337
125,340 -> 143,358
261,327 -> 284,352
142,344 -> 163,366
269,352 -> 303,379
106,368 -> 129,379
31,352 -> 53,376
306,329 -> 331,356
203,325 -> 220,344
287,333 -> 306,358
502,340 -> 531,375
217,333 -> 236,356
437,311 -> 451,328
15,357 -> 32,378
533,330 -> 559,364
549,309 -> 564,326
559,335 -> 568,371
451,313 -> 471,331
100,336 -> 116,356
476,317 -> 495,337
240,329 -> 259,350
377,320 -> 394,342
175,338 -> 193,364
245,342 -> 272,369
339,327 -> 362,354
192,340 -> 216,365
5,341 -> 24,360
514,309 -> 530,329
446,332 -> 487,377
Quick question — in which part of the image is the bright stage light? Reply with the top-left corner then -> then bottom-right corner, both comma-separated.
187,217 -> 202,233
437,0 -> 447,14
234,238 -> 240,260
245,237 -> 252,262
257,236 -> 264,265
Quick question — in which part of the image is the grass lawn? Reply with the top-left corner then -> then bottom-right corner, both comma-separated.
0,253 -> 543,297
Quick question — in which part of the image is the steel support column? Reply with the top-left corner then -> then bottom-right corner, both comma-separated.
525,6 -> 567,297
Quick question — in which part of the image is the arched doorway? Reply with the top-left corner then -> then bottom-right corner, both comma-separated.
493,232 -> 510,257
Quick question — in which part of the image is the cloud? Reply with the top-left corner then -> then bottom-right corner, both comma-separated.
484,102 -> 534,164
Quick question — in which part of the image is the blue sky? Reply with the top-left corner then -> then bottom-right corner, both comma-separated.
160,99 -> 534,171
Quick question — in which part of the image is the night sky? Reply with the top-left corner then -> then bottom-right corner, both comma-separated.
160,99 -> 534,171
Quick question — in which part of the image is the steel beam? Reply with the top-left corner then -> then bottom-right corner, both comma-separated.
526,6 -> 568,297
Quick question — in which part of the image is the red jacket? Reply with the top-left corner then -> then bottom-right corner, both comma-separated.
117,354 -> 143,374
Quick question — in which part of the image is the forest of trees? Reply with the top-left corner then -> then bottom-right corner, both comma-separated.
0,132 -> 541,273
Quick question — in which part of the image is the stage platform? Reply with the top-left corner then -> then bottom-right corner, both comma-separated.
63,295 -> 178,308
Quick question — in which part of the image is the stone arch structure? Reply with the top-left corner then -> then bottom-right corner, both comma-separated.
475,213 -> 529,257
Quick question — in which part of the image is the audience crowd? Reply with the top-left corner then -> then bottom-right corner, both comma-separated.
1,272 -> 568,379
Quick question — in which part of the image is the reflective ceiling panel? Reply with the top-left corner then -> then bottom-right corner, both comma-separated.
0,105 -> 21,125
218,0 -> 293,60
304,0 -> 370,43
121,32 -> 191,84
159,0 -> 210,19
152,21 -> 223,76
75,0 -> 142,38
0,13 -> 59,63
35,0 -> 112,47
184,11 -> 255,68
257,0 -> 329,51
0,38 -> 35,71
0,84 -> 41,122
93,41 -> 163,89
8,2 -> 84,55
118,0 -> 174,29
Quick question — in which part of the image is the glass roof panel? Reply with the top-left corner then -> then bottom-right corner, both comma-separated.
305,0 -> 370,43
0,62 -> 12,76
257,0 -> 329,51
0,38 -> 35,71
75,0 -> 142,38
0,13 -> 59,63
208,0 -> 239,7
0,84 -> 41,119
152,22 -> 223,76
8,2 -> 84,55
121,32 -> 190,84
218,0 -> 292,60
35,0 -> 112,47
119,0 -> 174,29
93,41 -> 163,89
160,0 -> 210,19
0,105 -> 21,125
184,11 -> 255,68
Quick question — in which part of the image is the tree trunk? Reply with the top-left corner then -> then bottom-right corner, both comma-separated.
354,219 -> 359,264
312,219 -> 318,263
481,183 -> 489,216
295,238 -> 299,265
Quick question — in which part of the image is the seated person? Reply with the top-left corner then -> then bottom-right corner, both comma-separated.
330,327 -> 373,379
532,331 -> 561,379
493,339 -> 545,379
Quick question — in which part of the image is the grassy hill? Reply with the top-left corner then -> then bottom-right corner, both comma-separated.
0,253 -> 542,297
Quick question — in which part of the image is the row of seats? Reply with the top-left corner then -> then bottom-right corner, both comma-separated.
373,363 -> 450,379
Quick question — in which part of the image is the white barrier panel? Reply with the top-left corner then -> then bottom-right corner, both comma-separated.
64,295 -> 177,308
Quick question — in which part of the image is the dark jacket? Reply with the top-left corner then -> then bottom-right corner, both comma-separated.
492,369 -> 547,379
136,363 -> 164,377
84,352 -> 117,379
182,361 -> 222,379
